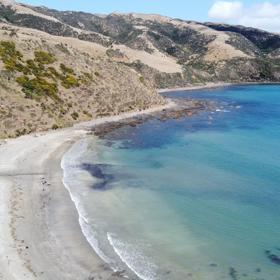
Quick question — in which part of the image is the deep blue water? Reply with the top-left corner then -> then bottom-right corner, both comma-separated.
62,85 -> 280,280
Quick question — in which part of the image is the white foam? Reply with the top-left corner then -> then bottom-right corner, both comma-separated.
61,140 -> 114,265
61,168 -> 113,265
216,108 -> 230,112
61,139 -> 159,279
107,233 -> 158,280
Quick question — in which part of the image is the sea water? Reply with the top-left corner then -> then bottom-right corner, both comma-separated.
62,85 -> 280,280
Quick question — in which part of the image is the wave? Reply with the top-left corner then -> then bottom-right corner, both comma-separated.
61,139 -> 114,265
60,138 -> 158,280
107,233 -> 158,280
215,108 -> 230,112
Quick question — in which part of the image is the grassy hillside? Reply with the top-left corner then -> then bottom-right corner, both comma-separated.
0,23 -> 164,138
1,0 -> 280,138
2,2 -> 280,87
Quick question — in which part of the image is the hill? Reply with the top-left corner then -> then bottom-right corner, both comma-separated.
1,0 -> 280,137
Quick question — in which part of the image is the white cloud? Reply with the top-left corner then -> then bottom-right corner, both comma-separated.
208,1 -> 243,20
208,1 -> 280,32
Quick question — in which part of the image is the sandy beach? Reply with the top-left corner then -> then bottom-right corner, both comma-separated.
158,81 -> 280,93
158,82 -> 233,93
0,101 -> 174,280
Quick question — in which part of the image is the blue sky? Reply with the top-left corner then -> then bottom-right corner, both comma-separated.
18,1 -> 280,32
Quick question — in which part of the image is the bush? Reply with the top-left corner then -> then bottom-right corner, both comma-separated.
52,124 -> 59,130
61,74 -> 79,89
16,75 -> 29,86
139,76 -> 145,83
0,41 -> 23,61
83,110 -> 93,118
16,75 -> 59,101
60,63 -> 74,74
0,41 -> 94,101
0,41 -> 24,71
47,66 -> 61,79
71,112 -> 79,120
34,51 -> 56,65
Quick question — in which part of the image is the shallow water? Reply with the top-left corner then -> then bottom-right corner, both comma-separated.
62,85 -> 280,280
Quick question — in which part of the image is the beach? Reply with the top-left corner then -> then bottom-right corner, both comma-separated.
0,101 -> 175,280
0,87 -> 278,280
0,94 -> 202,278
0,92 -> 239,279
158,82 -> 280,93
0,129 -> 119,280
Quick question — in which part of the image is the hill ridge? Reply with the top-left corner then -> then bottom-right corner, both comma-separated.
1,0 -> 280,138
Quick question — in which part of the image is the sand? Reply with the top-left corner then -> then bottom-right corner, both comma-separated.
0,102 -> 174,280
158,81 -> 280,94
157,82 -> 233,93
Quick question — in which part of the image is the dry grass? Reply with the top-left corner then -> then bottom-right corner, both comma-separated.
0,23 -> 165,138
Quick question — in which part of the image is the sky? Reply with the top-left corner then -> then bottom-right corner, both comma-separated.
18,0 -> 280,32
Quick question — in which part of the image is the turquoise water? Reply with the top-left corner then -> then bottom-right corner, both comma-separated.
62,85 -> 280,280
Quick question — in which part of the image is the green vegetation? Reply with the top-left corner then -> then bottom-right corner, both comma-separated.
60,63 -> 74,74
0,41 -> 24,72
139,75 -> 145,83
71,112 -> 79,120
16,75 -> 59,101
0,41 -> 93,101
61,74 -> 79,89
83,110 -> 93,118
34,51 -> 56,65
51,124 -> 59,130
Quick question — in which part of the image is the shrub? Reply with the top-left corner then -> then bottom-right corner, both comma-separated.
61,74 -> 79,89
47,67 -> 61,79
71,112 -> 79,120
16,75 -> 29,86
60,63 -> 74,74
139,76 -> 145,83
0,41 -> 23,61
52,124 -> 59,130
0,41 -> 93,101
83,110 -> 93,118
16,75 -> 59,101
34,51 -> 56,65
0,41 -> 24,71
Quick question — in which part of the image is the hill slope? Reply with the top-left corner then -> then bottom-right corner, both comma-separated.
1,0 -> 280,137
0,2 -> 165,138
2,2 -> 280,85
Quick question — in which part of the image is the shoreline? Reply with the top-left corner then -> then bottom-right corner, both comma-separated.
0,101 -> 176,280
1,81 -> 278,279
158,81 -> 280,93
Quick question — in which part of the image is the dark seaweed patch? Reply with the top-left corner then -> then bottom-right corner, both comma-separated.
229,267 -> 239,280
265,250 -> 280,265
80,163 -> 114,190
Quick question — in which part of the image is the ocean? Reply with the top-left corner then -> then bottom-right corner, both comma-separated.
62,85 -> 280,280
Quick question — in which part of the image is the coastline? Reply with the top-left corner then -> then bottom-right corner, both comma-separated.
0,101 -> 175,280
1,83 -> 279,279
158,81 -> 280,93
